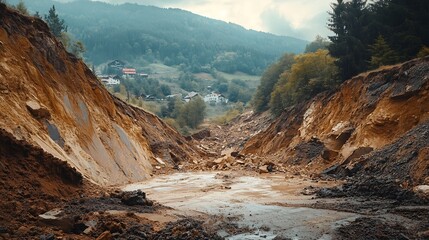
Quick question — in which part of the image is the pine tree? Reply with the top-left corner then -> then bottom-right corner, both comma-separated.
368,35 -> 398,69
44,5 -> 67,38
328,0 -> 347,80
16,0 -> 28,15
328,0 -> 346,45
370,0 -> 429,61
328,0 -> 369,81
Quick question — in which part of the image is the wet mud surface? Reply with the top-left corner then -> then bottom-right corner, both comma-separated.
123,172 -> 429,239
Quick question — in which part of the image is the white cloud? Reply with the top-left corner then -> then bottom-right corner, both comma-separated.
92,0 -> 333,40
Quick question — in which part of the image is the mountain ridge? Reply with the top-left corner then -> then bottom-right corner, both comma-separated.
9,0 -> 308,74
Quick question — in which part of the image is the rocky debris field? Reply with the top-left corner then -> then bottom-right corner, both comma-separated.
39,198 -> 221,240
155,111 -> 284,174
198,111 -> 273,155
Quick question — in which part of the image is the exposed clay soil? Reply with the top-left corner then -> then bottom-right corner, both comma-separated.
241,57 -> 429,180
316,120 -> 429,205
0,3 -> 202,187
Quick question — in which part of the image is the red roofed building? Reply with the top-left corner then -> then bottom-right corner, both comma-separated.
122,68 -> 136,75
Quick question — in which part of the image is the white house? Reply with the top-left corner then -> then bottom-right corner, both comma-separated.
139,73 -> 149,78
204,92 -> 228,104
100,75 -> 120,85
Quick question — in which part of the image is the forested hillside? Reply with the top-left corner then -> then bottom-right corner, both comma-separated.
328,0 -> 429,80
11,0 -> 307,75
253,0 -> 429,114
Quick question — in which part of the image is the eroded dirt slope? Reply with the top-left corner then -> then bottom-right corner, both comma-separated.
242,57 -> 429,187
0,5 -> 200,186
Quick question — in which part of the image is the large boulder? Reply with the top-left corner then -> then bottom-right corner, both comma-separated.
191,129 -> 211,140
39,209 -> 74,232
112,190 -> 153,206
26,100 -> 51,120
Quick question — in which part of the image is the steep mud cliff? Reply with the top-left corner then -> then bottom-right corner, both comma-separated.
243,57 -> 429,189
0,4 -> 200,186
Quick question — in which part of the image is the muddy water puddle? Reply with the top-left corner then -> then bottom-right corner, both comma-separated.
123,172 -> 359,239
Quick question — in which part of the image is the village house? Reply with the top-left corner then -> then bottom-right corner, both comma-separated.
99,75 -> 120,85
204,92 -> 228,104
140,94 -> 157,101
108,59 -> 126,69
184,92 -> 199,102
139,73 -> 149,78
107,60 -> 126,75
166,94 -> 182,99
122,68 -> 137,77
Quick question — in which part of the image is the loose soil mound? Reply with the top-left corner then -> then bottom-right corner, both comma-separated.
317,120 -> 429,202
0,128 -> 83,237
335,217 -> 414,240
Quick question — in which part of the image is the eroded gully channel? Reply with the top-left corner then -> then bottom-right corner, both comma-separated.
120,172 -> 414,239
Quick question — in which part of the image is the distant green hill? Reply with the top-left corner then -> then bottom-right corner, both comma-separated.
12,0 -> 308,75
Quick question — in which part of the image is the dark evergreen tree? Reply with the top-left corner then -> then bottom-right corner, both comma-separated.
368,35 -> 398,69
16,0 -> 28,15
328,0 -> 369,81
328,0 -> 347,80
370,0 -> 429,61
160,84 -> 171,97
44,5 -> 67,38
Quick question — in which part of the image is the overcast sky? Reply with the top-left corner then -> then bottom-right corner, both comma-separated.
91,0 -> 333,40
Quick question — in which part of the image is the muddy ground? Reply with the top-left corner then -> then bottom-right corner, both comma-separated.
2,113 -> 429,240
2,119 -> 429,239
121,171 -> 429,240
